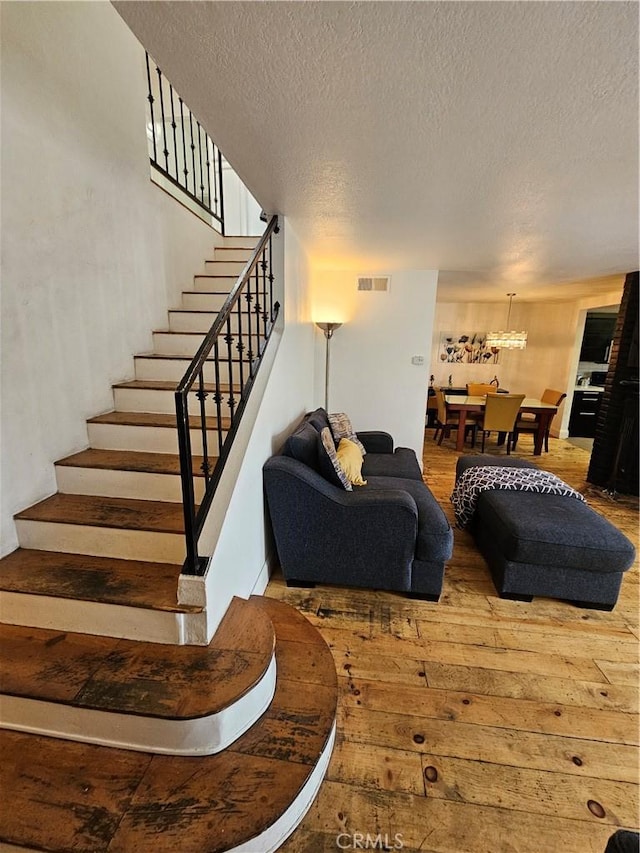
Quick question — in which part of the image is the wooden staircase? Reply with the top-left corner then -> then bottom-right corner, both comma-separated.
0,237 -> 338,851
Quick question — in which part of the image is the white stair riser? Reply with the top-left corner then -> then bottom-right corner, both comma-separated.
55,466 -> 207,504
15,520 -> 186,564
0,590 -> 196,644
87,423 -> 227,454
114,387 -> 238,415
219,235 -> 260,249
193,275 -> 240,291
153,332 -> 239,358
169,310 -> 264,334
182,292 -> 230,311
213,248 -> 254,262
204,260 -> 246,276
135,357 -> 246,384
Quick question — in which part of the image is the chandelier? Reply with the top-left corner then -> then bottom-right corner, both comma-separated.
486,293 -> 528,350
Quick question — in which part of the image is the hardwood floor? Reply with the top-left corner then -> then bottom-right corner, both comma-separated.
267,435 -> 639,853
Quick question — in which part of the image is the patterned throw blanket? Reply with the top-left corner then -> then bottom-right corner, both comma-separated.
450,465 -> 586,529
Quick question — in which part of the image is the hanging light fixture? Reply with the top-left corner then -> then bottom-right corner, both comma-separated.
486,293 -> 528,350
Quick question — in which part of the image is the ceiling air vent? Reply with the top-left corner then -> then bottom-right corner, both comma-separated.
357,276 -> 390,292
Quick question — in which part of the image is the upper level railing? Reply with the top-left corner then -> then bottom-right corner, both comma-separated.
145,52 -> 225,232
176,216 -> 280,575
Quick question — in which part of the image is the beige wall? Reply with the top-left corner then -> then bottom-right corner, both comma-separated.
430,292 -> 623,438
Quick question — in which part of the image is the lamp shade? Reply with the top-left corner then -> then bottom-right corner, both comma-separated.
315,322 -> 343,338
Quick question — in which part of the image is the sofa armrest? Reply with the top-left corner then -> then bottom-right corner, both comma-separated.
356,431 -> 394,454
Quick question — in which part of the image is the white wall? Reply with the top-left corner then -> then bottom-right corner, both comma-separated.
222,161 -> 264,237
309,270 -> 438,460
1,2 -> 221,555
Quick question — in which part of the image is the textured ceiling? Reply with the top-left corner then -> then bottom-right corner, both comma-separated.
115,1 -> 638,302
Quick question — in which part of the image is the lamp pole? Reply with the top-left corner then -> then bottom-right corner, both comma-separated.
315,322 -> 342,410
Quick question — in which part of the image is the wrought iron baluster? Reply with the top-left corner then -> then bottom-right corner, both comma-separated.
179,97 -> 188,190
195,370 -> 211,485
217,148 -> 225,234
156,67 -> 170,173
204,136 -> 212,212
211,142 -> 219,210
145,53 -> 157,163
245,275 -> 254,378
235,299 -> 245,392
189,111 -> 197,198
268,235 -> 275,320
225,317 -> 236,423
253,266 -> 262,359
175,389 -> 200,575
169,84 -> 178,183
261,248 -> 268,340
213,339 -> 224,456
196,121 -> 205,204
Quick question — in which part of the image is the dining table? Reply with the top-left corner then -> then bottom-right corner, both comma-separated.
444,395 -> 559,455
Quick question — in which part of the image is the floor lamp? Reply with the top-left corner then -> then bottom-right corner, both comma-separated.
315,322 -> 342,410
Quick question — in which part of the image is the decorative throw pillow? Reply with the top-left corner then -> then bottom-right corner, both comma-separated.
317,427 -> 353,491
328,412 -> 367,455
336,438 -> 368,486
283,421 -> 319,469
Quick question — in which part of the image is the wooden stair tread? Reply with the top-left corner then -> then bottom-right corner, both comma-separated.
112,380 -> 238,392
182,288 -> 231,294
0,598 -> 337,852
135,353 -> 242,363
56,448 -> 208,477
0,598 -> 274,719
0,549 -> 196,611
15,494 -> 187,534
193,274 -> 242,279
87,411 -> 231,430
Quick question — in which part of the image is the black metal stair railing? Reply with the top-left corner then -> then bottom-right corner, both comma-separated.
176,216 -> 280,575
145,52 -> 225,232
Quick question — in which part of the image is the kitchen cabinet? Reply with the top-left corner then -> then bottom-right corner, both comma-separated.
569,390 -> 603,437
580,314 -> 616,363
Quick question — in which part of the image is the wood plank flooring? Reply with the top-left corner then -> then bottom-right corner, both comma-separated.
268,435 -> 639,853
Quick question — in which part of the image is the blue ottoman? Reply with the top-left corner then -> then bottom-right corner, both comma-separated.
455,456 -> 636,610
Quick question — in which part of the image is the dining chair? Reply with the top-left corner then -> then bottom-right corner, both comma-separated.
477,393 -> 526,454
433,388 -> 477,446
466,383 -> 495,396
512,389 -> 567,452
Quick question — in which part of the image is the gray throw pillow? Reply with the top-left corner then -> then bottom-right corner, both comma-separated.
328,412 -> 367,455
317,427 -> 353,490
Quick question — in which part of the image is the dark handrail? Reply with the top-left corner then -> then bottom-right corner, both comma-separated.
176,216 -> 280,575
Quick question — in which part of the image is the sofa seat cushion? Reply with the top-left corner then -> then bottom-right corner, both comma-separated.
365,476 -> 453,563
476,491 -> 635,573
362,448 -> 422,480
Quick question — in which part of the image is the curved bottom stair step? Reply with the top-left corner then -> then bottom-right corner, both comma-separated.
0,597 -> 275,755
0,597 -> 338,853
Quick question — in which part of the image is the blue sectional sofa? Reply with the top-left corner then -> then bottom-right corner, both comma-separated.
263,408 -> 453,599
